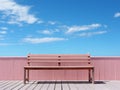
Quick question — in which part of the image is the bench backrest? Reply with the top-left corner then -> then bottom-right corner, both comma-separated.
27,54 -> 91,66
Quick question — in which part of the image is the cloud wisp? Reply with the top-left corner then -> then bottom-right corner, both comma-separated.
65,23 -> 101,34
37,30 -> 53,35
48,21 -> 57,25
1,27 -> 8,30
114,12 -> 120,18
0,31 -> 7,34
0,27 -> 8,35
79,31 -> 107,37
23,37 -> 67,44
0,0 -> 38,24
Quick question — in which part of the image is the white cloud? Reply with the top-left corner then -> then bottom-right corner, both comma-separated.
38,29 -> 60,35
0,0 -> 38,24
23,37 -> 67,44
0,27 -> 8,30
37,20 -> 44,24
0,31 -> 7,34
66,23 -> 101,34
0,27 -> 8,34
114,12 -> 120,18
79,31 -> 107,37
41,30 -> 52,35
48,21 -> 57,25
37,30 -> 52,35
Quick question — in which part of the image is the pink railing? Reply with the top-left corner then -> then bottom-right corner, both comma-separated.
0,56 -> 120,80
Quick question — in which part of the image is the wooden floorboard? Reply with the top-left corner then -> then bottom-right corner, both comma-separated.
68,83 -> 78,90
54,81 -> 62,90
62,83 -> 69,90
33,81 -> 45,90
0,80 -> 120,90
48,83 -> 55,90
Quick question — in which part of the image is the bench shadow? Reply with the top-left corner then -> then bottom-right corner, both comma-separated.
36,80 -> 106,84
94,81 -> 106,84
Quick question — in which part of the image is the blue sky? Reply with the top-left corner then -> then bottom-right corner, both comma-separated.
0,0 -> 120,56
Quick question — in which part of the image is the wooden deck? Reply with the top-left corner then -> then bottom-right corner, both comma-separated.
0,80 -> 120,90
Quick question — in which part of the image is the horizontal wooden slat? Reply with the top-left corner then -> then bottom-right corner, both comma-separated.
60,57 -> 90,60
28,58 -> 90,60
28,61 -> 91,63
60,54 -> 90,56
24,66 -> 94,70
28,54 -> 90,57
28,56 -> 90,60
28,54 -> 61,57
28,57 -> 59,60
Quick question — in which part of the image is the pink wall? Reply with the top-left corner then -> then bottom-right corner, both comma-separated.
0,56 -> 120,80
92,57 -> 120,80
0,57 -> 26,80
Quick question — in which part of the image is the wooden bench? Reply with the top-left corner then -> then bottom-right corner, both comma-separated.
24,54 -> 94,84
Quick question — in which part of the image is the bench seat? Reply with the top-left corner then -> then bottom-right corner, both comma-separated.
24,66 -> 94,70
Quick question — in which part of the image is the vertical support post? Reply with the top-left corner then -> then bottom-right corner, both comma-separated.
24,68 -> 26,84
88,69 -> 91,83
92,68 -> 94,84
27,69 -> 29,82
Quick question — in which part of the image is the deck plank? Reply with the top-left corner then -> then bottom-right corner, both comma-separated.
0,81 -> 14,89
18,81 -> 35,90
94,84 -> 110,90
68,83 -> 78,90
88,81 -> 109,90
12,82 -> 25,90
0,81 -> 9,86
76,84 -> 88,90
25,81 -> 38,90
2,81 -> 22,90
48,83 -> 55,90
9,81 -> 23,90
40,83 -> 50,90
62,83 -> 70,90
105,81 -> 120,90
55,81 -> 62,90
0,81 -> 120,90
33,81 -> 45,90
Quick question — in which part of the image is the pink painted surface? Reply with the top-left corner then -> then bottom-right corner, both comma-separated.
0,57 -> 26,80
0,56 -> 120,80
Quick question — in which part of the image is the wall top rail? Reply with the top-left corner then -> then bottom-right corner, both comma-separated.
0,56 -> 120,60
0,57 -> 26,60
92,56 -> 120,59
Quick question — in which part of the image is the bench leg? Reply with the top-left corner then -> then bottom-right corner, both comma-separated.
88,69 -> 91,83
24,69 -> 30,84
92,68 -> 94,84
27,69 -> 29,82
24,68 -> 26,84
